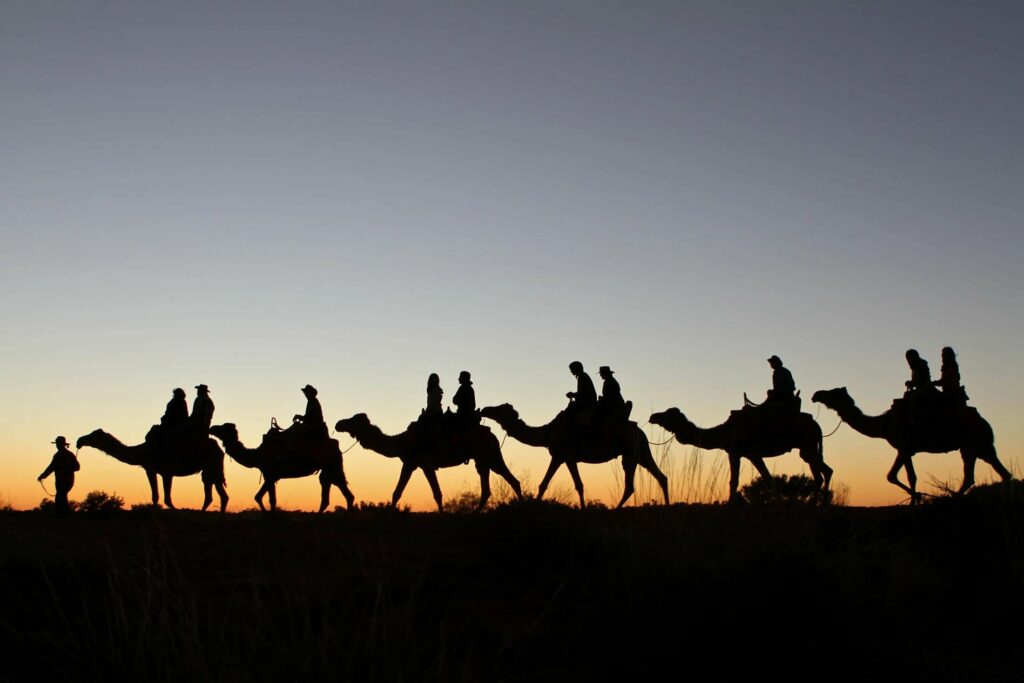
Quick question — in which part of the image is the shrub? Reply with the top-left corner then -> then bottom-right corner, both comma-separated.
740,474 -> 833,506
78,490 -> 125,516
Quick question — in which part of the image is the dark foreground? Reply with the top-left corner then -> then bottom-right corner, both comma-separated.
1,485 -> 1022,683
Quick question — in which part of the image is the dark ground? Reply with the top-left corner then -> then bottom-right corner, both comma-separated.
1,484 -> 1022,682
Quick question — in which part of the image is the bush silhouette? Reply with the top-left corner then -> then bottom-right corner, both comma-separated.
740,474 -> 833,506
78,490 -> 125,516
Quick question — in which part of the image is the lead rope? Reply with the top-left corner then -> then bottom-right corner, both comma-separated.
330,427 -> 360,454
815,402 -> 843,438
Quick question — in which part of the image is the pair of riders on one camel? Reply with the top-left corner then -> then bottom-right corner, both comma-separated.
562,361 -> 632,432
900,347 -> 970,422
418,371 -> 478,429
148,383 -> 215,446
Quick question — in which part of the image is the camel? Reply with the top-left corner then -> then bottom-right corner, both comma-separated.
209,423 -> 356,513
333,413 -> 522,511
811,387 -> 1011,501
648,406 -> 830,503
76,429 -> 229,511
479,404 -> 669,508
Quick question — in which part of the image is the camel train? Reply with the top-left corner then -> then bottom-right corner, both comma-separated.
70,349 -> 1010,511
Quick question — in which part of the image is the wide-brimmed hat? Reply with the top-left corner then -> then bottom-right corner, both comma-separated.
599,366 -> 613,375
301,384 -> 318,396
52,436 -> 68,447
195,384 -> 210,393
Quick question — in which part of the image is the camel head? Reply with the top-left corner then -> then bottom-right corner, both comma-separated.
811,387 -> 854,412
77,429 -> 112,450
209,423 -> 239,443
335,413 -> 372,435
480,403 -> 519,426
649,407 -> 692,433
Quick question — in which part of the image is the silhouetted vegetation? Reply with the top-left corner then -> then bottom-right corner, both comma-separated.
1,495 -> 1020,681
740,473 -> 835,505
78,490 -> 125,516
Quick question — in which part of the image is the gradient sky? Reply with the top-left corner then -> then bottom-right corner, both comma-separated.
3,1 -> 1022,510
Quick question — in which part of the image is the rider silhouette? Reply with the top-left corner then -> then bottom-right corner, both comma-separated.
191,384 -> 215,433
452,371 -> 478,426
425,373 -> 443,417
292,384 -> 328,439
161,388 -> 188,428
904,350 -> 936,394
597,366 -> 626,423
565,361 -> 597,427
934,346 -> 969,403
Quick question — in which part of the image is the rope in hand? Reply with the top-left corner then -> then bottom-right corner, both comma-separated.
38,479 -> 54,497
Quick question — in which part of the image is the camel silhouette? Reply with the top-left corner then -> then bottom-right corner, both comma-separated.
479,403 -> 669,508
649,406 -> 830,503
333,413 -> 522,511
76,429 -> 228,511
811,387 -> 1011,501
209,423 -> 355,513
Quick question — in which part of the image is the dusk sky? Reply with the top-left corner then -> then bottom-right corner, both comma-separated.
3,1 -> 1022,510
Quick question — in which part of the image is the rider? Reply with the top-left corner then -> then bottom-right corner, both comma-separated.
933,346 -> 969,404
161,388 -> 189,429
292,384 -> 328,439
597,365 -> 626,423
904,350 -> 936,394
565,361 -> 597,427
425,373 -> 443,417
452,370 -> 477,425
191,384 -> 215,434
765,355 -> 797,411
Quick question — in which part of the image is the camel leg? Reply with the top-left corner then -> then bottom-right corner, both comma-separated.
422,468 -> 444,512
335,473 -> 356,509
887,452 -> 919,502
201,482 -> 213,511
565,461 -> 585,508
751,457 -> 772,481
972,442 -> 1012,484
162,476 -> 176,510
802,447 -> 832,491
537,459 -> 562,501
475,464 -> 491,510
959,451 -> 977,495
616,458 -> 637,509
255,483 -> 269,512
215,483 -> 228,512
728,454 -> 742,503
146,469 -> 160,506
267,482 -> 278,511
318,471 -> 332,513
636,448 -> 670,505
490,458 -> 523,500
391,462 -> 416,508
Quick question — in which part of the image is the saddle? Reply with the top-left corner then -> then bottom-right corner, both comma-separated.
262,417 -> 328,455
